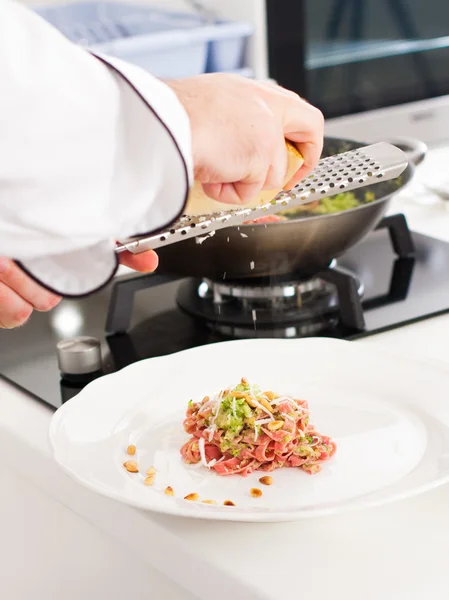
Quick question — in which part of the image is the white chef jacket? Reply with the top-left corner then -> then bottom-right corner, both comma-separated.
0,1 -> 193,297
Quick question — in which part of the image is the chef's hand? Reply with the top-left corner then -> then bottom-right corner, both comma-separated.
0,250 -> 158,328
167,73 -> 324,205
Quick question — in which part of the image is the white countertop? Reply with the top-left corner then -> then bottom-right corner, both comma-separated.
3,144 -> 449,600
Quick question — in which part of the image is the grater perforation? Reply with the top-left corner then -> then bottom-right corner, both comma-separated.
116,142 -> 408,255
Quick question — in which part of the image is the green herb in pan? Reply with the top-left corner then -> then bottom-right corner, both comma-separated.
280,190 -> 376,218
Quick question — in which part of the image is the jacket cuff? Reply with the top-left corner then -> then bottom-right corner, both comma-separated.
15,241 -> 119,297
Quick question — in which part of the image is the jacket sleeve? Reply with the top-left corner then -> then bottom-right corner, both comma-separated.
0,1 -> 192,297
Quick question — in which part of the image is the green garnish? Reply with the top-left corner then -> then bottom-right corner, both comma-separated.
216,395 -> 254,438
212,383 -> 258,440
280,189 -> 377,218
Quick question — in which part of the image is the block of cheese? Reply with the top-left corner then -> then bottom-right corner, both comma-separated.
185,140 -> 304,217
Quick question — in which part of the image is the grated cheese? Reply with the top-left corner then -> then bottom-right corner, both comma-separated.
283,413 -> 296,421
255,418 -> 272,426
205,423 -> 216,442
248,384 -> 274,419
198,437 -> 224,469
198,437 -> 208,468
270,396 -> 309,413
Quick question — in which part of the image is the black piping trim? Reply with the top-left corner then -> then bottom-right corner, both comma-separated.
91,52 -> 190,238
14,253 -> 119,299
11,53 -> 191,298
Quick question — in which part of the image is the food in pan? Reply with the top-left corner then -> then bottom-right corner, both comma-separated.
280,190 -> 376,217
245,190 -> 377,224
180,378 -> 336,477
184,141 -> 304,217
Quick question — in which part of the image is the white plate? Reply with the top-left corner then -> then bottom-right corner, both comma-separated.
49,338 -> 449,522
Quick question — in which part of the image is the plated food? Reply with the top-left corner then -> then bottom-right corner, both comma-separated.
180,377 -> 336,477
49,337 -> 449,521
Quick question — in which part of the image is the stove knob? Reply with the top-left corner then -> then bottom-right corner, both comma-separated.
56,336 -> 102,376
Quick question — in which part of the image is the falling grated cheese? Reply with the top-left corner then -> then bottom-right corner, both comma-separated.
195,231 -> 216,245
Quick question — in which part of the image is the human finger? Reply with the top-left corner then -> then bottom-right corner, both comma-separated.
0,281 -> 33,329
263,132 -> 289,191
282,99 -> 324,183
202,165 -> 268,205
118,249 -> 159,272
0,257 -> 61,312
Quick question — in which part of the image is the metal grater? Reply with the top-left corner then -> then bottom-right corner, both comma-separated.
116,142 -> 408,255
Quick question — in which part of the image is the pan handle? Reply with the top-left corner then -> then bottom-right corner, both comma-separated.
386,137 -> 427,167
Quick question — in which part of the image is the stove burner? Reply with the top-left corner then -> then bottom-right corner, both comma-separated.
203,272 -> 328,301
206,320 -> 336,339
176,265 -> 365,338
105,213 -> 415,337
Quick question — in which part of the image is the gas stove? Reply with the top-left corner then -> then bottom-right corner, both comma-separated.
1,213 -> 448,411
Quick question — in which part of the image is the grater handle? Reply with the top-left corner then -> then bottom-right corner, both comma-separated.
116,142 -> 408,255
